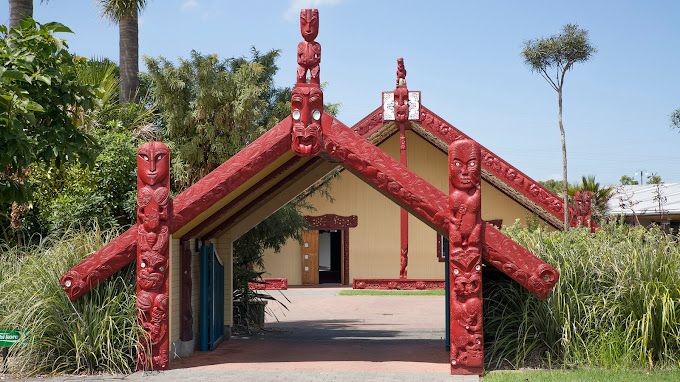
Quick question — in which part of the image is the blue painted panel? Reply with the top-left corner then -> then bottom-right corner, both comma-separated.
199,242 -> 225,351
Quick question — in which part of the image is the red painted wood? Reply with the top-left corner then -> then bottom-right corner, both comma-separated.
248,278 -> 288,290
135,142 -> 170,370
320,113 -> 559,300
60,118 -> 292,300
448,140 -> 483,374
353,279 -> 444,290
570,191 -> 597,232
418,105 -> 568,226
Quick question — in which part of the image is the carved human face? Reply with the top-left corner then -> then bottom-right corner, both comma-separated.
300,9 -> 319,42
138,250 -> 167,291
291,86 -> 323,156
137,142 -> 169,186
453,271 -> 481,297
574,191 -> 593,215
449,140 -> 481,190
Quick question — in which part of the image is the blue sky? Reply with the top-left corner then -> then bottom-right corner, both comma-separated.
3,0 -> 679,185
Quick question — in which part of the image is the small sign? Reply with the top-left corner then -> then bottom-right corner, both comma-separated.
0,330 -> 21,347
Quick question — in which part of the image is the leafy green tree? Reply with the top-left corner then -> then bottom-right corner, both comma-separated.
647,173 -> 663,185
523,24 -> 596,229
619,175 -> 639,185
0,20 -> 98,205
98,0 -> 148,103
145,49 -> 287,189
8,0 -> 33,28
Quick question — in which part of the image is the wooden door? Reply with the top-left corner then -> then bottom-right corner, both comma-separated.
301,230 -> 319,285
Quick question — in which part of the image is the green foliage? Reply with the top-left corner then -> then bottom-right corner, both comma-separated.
539,179 -> 563,196
29,130 -> 138,233
0,19 -> 99,203
522,24 -> 596,91
620,175 -> 639,185
0,227 -> 142,376
98,0 -> 148,20
485,222 -> 680,370
486,369 -> 680,382
145,49 -> 288,189
647,173 -> 663,185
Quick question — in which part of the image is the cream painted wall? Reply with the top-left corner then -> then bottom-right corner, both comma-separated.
262,131 -> 542,283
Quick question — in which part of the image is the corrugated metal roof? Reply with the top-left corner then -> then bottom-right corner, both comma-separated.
607,183 -> 680,216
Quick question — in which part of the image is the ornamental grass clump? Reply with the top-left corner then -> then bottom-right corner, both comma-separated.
0,226 -> 142,376
485,222 -> 680,370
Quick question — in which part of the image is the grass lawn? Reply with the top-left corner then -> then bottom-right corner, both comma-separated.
338,289 -> 445,296
484,369 -> 680,382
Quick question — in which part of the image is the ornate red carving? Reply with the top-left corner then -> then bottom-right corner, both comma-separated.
180,239 -> 193,342
396,57 -> 407,87
305,214 -> 357,285
135,142 -> 170,370
291,85 -> 323,156
353,279 -> 444,290
320,113 -> 559,300
448,140 -> 483,374
570,191 -> 597,232
483,224 -> 559,300
60,118 -> 293,300
305,214 -> 358,229
395,58 -> 410,279
59,227 -> 136,301
291,9 -> 323,157
418,106 -> 567,226
248,278 -> 288,290
352,107 -> 384,137
296,9 -> 320,85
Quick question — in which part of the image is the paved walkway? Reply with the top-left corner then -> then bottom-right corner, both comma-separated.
168,287 -> 453,381
10,287 -> 469,381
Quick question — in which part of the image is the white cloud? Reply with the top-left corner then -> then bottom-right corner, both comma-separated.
181,0 -> 199,11
283,0 -> 343,21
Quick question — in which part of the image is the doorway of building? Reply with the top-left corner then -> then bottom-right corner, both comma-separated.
318,230 -> 342,284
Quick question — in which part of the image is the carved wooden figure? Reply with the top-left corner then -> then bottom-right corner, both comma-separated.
571,190 -> 597,232
448,139 -> 484,375
297,9 -> 320,85
136,141 -> 171,370
291,85 -> 324,156
396,57 -> 409,278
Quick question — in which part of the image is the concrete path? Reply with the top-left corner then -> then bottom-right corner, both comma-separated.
10,287 -> 476,381
168,287 -> 454,381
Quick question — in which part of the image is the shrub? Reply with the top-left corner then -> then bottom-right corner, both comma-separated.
0,226 -> 142,376
485,222 -> 680,369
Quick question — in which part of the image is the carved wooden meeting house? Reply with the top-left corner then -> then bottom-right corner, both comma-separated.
59,9 -> 592,376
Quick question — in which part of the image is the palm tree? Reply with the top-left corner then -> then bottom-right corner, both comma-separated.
9,0 -> 33,28
98,0 -> 148,103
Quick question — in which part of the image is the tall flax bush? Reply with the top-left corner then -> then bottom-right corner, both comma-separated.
485,222 -> 680,369
0,227 -> 141,376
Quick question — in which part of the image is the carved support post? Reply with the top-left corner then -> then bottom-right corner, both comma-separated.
136,142 -> 171,370
180,239 -> 193,341
448,139 -> 484,375
396,58 -> 409,279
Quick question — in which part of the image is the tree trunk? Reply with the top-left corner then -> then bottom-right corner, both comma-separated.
558,89 -> 569,230
119,10 -> 139,103
9,0 -> 33,29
